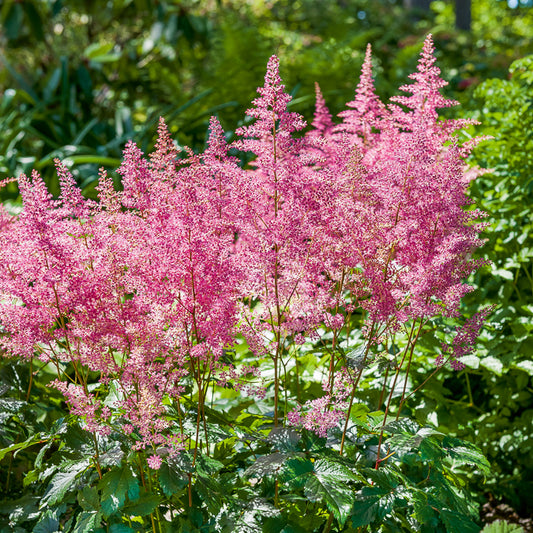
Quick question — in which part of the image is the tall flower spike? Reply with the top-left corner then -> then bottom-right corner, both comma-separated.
55,159 -> 90,219
305,83 -> 337,161
117,141 -> 153,211
206,115 -> 227,157
390,34 -> 458,131
149,117 -> 178,178
235,55 -> 306,154
310,82 -> 334,137
233,55 -> 334,355
336,44 -> 387,149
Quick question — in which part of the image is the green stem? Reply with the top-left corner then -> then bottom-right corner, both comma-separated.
375,321 -> 419,468
396,320 -> 425,420
339,322 -> 376,455
26,358 -> 33,401
378,363 -> 390,410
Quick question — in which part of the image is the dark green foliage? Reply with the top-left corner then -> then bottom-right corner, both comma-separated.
0,363 -> 489,532
427,54 -> 533,515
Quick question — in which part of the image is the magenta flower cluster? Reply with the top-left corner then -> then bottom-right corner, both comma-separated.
0,35 -> 488,453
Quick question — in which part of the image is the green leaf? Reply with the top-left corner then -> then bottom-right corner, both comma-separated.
78,486 -> 100,512
194,472 -> 226,514
513,360 -> 533,376
280,457 -> 314,489
351,486 -> 396,528
245,452 -> 289,479
23,2 -> 45,42
411,490 -> 438,526
109,524 -> 135,533
33,508 -> 62,533
0,433 -> 44,461
481,520 -> 525,533
195,453 -> 224,476
0,494 -> 40,525
72,511 -> 103,533
480,356 -> 504,376
41,459 -> 90,506
267,427 -> 301,452
84,42 -> 120,63
303,459 -> 356,527
122,494 -> 161,517
440,509 -> 481,533
99,465 -> 140,518
61,155 -> 122,167
419,436 -> 444,463
444,443 -> 491,477
158,460 -> 188,497
4,3 -> 23,40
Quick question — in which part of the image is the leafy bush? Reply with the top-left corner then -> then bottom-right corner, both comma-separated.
442,55 -> 533,515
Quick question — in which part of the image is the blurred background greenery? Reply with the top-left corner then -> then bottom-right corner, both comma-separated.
0,0 -> 532,526
1,0 -> 531,196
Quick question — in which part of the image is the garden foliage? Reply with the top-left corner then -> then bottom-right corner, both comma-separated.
437,54 -> 533,514
1,36 -> 494,532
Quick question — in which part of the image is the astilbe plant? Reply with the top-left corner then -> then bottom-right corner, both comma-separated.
0,35 -> 492,532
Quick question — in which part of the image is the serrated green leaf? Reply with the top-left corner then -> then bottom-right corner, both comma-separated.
445,444 -> 491,476
99,465 -> 139,518
245,452 -> 289,479
351,486 -> 396,528
122,494 -> 161,517
303,459 -> 356,526
364,467 -> 405,490
72,511 -> 103,533
194,472 -> 226,513
78,486 -> 100,512
419,437 -> 444,463
158,460 -> 188,497
411,490 -> 438,526
429,469 -> 470,516
267,427 -> 301,452
41,460 -> 90,506
33,507 -> 63,533
280,457 -> 314,489
195,453 -> 224,476
99,447 -> 124,468
440,509 -> 481,533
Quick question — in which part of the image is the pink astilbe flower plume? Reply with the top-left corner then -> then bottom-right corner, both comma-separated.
335,35 -> 491,329
304,83 -> 339,161
0,118 -> 245,451
437,306 -> 495,370
336,44 -> 388,150
233,56 -> 337,353
310,82 -> 335,138
390,34 -> 477,135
